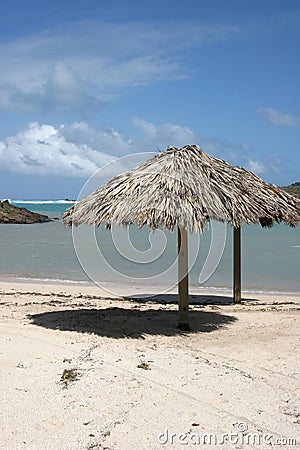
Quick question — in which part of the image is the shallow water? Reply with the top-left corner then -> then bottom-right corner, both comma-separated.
0,200 -> 299,293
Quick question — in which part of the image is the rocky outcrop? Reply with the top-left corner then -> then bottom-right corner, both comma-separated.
0,200 -> 51,224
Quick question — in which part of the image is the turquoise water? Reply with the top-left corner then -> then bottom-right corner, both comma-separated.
0,200 -> 299,293
8,200 -> 75,217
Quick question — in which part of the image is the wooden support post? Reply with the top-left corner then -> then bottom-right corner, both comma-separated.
178,227 -> 190,330
233,226 -> 241,304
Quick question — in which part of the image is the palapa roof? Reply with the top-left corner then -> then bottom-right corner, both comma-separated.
64,145 -> 300,232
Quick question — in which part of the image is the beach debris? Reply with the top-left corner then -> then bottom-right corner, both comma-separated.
63,358 -> 72,363
102,430 -> 111,437
87,443 -> 106,450
137,361 -> 151,370
16,362 -> 25,369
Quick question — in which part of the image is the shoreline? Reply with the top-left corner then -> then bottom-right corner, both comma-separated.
1,277 -> 300,302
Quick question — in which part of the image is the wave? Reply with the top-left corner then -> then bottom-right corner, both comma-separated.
10,199 -> 76,205
2,275 -> 299,295
193,285 -> 300,296
13,276 -> 89,285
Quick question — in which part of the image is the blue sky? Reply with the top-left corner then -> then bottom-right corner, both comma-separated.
0,0 -> 299,199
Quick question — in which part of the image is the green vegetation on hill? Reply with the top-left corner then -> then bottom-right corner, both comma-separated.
281,182 -> 300,199
0,200 -> 51,224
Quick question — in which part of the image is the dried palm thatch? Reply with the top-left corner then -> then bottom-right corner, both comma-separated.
64,145 -> 300,329
64,145 -> 300,231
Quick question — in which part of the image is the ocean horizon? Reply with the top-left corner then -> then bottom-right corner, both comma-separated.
0,199 -> 299,295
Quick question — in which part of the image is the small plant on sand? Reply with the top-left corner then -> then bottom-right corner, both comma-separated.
60,368 -> 78,387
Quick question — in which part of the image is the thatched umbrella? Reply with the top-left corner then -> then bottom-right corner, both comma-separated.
64,145 -> 300,329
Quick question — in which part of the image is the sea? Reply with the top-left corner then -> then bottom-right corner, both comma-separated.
0,199 -> 299,295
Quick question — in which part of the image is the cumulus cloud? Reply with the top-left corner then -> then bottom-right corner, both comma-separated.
0,118 -> 283,180
0,122 -> 133,177
257,107 -> 300,127
0,119 -> 200,177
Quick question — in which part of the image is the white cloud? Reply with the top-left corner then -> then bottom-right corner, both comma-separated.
132,117 -> 157,137
0,122 -> 133,177
132,117 -> 196,147
245,158 -> 265,174
42,61 -> 99,110
0,61 -> 101,114
0,118 -> 201,177
258,107 -> 300,127
0,118 -> 283,180
0,21 -> 241,114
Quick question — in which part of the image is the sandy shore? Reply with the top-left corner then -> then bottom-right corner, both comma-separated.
0,280 -> 299,449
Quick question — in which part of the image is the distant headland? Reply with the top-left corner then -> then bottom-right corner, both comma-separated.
281,182 -> 300,199
0,200 -> 51,224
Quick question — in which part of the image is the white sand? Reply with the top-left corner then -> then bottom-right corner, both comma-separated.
0,280 -> 299,449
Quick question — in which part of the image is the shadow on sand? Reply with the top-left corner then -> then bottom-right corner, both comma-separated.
124,293 -> 259,306
27,293 -> 245,338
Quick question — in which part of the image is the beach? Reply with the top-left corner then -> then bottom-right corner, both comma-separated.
1,201 -> 299,449
0,280 -> 299,449
2,1 -> 300,447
